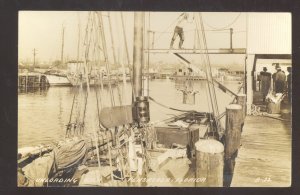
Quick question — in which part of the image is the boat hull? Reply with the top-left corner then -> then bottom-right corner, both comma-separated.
45,74 -> 72,86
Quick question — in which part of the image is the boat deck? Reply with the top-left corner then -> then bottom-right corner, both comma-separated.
231,116 -> 291,187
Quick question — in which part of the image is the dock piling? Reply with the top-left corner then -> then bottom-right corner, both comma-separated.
236,94 -> 246,121
224,104 -> 243,186
225,104 -> 242,159
195,139 -> 224,187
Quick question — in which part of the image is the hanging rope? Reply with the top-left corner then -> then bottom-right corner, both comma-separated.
148,96 -> 195,113
66,88 -> 79,137
120,12 -> 137,101
82,11 -> 103,184
194,13 -> 222,135
202,13 -> 242,31
153,15 -> 180,43
96,11 -> 115,107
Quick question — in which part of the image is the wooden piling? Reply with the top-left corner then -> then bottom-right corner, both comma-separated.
236,93 -> 246,121
195,139 -> 224,187
223,104 -> 243,186
225,104 -> 242,159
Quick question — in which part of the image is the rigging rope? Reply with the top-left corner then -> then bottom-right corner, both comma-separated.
148,96 -> 195,113
153,16 -> 180,43
194,13 -> 222,135
203,13 -> 242,31
97,12 -> 115,107
120,12 -> 137,101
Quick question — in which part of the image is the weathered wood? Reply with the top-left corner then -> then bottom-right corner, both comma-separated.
149,148 -> 187,171
225,104 -> 242,159
231,116 -> 291,187
195,139 -> 224,187
237,93 -> 246,120
99,105 -> 133,128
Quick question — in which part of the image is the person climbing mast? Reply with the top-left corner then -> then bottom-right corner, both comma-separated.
170,12 -> 192,49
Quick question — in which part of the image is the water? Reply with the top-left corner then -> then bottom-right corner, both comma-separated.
18,79 -> 241,148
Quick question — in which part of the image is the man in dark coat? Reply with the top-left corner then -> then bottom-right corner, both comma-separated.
260,67 -> 271,102
274,67 -> 286,93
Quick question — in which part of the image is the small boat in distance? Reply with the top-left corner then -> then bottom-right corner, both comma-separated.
44,69 -> 72,86
66,61 -> 128,87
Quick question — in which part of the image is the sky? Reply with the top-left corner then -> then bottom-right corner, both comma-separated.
18,11 -> 291,69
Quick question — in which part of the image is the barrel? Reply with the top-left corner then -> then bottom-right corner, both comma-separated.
267,102 -> 281,114
195,139 -> 224,187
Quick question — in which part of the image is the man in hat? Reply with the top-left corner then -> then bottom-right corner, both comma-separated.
274,64 -> 286,93
260,67 -> 271,102
170,13 -> 192,49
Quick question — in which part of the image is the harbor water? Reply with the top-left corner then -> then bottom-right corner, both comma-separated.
18,79 -> 241,148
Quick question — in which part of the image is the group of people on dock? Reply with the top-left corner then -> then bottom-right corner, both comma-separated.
259,63 -> 292,103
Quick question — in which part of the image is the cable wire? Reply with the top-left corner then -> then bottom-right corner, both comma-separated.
203,13 -> 242,31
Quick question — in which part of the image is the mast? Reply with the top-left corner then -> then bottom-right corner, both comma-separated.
61,25 -> 65,65
230,28 -> 233,52
33,48 -> 37,68
108,12 -> 118,66
133,12 -> 144,98
120,12 -> 131,67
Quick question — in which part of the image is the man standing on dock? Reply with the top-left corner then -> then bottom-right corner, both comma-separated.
260,67 -> 271,102
274,65 -> 286,93
170,13 -> 192,49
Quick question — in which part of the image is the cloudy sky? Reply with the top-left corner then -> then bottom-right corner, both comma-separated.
18,11 -> 290,69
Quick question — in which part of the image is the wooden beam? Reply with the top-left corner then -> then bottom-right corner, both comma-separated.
145,48 -> 246,54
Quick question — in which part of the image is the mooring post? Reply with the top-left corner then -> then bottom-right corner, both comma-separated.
236,93 -> 246,122
223,104 -> 242,186
195,139 -> 224,187
225,104 -> 242,158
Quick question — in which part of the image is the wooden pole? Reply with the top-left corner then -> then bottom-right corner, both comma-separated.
225,104 -> 242,159
108,145 -> 114,183
223,104 -> 243,186
108,12 -> 118,66
230,28 -> 233,52
195,139 -> 224,187
61,26 -> 65,65
133,12 -> 144,98
97,12 -> 115,106
120,12 -> 131,67
236,93 -> 246,124
33,48 -> 37,69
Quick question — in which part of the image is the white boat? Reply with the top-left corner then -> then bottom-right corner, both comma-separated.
45,73 -> 71,86
44,70 -> 71,86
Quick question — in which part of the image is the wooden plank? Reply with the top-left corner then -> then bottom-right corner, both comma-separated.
231,116 -> 291,187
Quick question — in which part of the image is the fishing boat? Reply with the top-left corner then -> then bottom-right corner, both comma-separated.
18,12 -> 245,187
66,61 -> 119,87
44,70 -> 72,86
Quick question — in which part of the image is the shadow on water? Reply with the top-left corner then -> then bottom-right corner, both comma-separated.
18,86 -> 50,95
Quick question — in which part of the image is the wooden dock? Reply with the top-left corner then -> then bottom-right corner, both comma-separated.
231,116 -> 291,187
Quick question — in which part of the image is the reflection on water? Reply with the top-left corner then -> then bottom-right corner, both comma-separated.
18,80 -> 241,148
